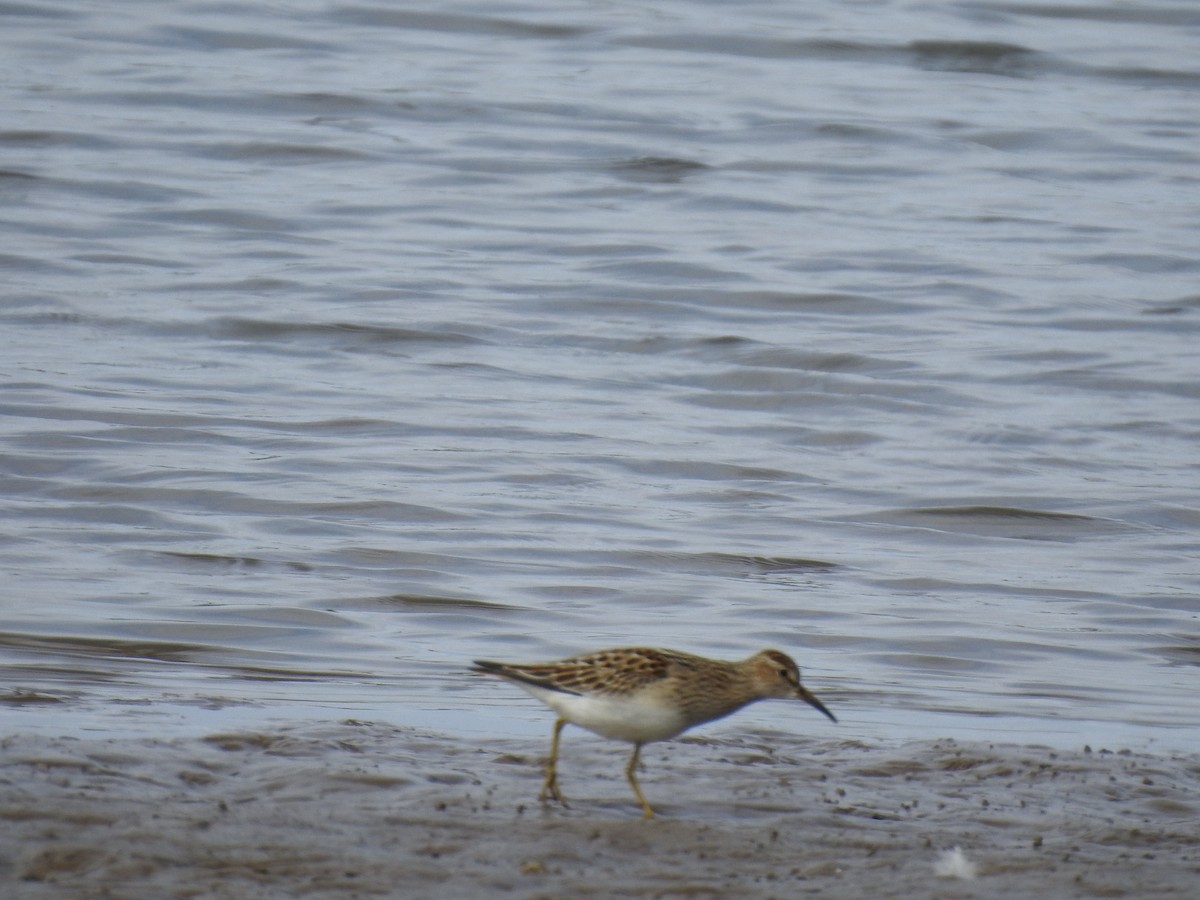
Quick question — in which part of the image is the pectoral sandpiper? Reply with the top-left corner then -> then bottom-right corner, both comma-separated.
472,646 -> 836,818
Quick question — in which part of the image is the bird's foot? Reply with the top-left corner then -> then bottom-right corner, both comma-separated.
539,774 -> 568,806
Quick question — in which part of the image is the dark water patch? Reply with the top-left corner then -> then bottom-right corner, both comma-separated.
481,548 -> 840,586
267,91 -> 397,114
69,252 -> 187,268
157,26 -> 334,52
792,429 -> 883,449
1071,252 -> 1200,274
156,551 -> 315,573
581,289 -> 923,320
336,547 -> 492,572
25,484 -> 464,525
1008,367 -> 1200,399
17,501 -> 190,532
1007,314 -> 1200,336
196,142 -> 374,163
1,689 -> 63,705
681,386 -> 962,416
584,258 -> 743,284
908,40 -> 1041,77
613,333 -> 910,379
0,129 -> 117,150
0,631 -> 375,684
958,424 -> 1048,446
0,632 -> 208,665
493,470 -> 600,489
617,33 -> 1059,81
5,420 -> 236,450
616,34 -> 889,64
724,290 -> 924,316
230,663 -> 374,682
1157,642 -> 1200,667
962,126 -> 1107,153
149,207 -> 302,233
595,456 -> 805,484
1124,504 -> 1200,532
0,252 -> 79,273
547,241 -> 665,260
340,593 -> 518,612
0,1 -> 81,18
730,158 -> 923,184
149,276 -> 303,295
209,317 -> 488,348
1144,294 -> 1200,315
75,89 -> 419,121
522,584 -> 627,602
864,648 -> 1032,676
977,2 -> 1200,27
676,366 -> 973,410
331,6 -> 589,40
849,505 -> 1135,541
812,122 -> 907,143
1010,679 -> 1134,705
33,174 -> 199,204
727,347 -> 915,376
628,551 -> 838,577
608,156 -> 710,184
1092,64 -> 1200,90
876,576 -> 1112,603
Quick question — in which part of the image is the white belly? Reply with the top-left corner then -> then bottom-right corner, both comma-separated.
517,684 -> 689,744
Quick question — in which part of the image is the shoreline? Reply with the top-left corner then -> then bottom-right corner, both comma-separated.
3,723 -> 1197,897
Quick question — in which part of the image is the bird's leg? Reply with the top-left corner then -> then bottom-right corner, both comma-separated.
539,717 -> 568,805
625,743 -> 655,819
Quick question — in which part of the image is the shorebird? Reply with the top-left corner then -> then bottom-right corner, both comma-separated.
472,646 -> 836,817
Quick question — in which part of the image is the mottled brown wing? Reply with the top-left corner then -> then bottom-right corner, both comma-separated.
474,647 -> 675,697
552,648 -> 675,695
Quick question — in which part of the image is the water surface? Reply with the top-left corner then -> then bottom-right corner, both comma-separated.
2,0 -> 1198,752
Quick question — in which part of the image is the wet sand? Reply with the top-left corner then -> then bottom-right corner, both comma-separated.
3,723 -> 1197,898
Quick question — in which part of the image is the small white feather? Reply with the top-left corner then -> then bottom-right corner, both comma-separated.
933,846 -> 977,880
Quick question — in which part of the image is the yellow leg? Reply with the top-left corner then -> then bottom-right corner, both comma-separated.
626,743 -> 655,819
539,717 -> 568,805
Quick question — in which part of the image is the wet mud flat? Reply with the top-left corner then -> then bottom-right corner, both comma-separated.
2,723 -> 1197,898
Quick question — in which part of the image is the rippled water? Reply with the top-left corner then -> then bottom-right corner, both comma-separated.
2,1 -> 1198,751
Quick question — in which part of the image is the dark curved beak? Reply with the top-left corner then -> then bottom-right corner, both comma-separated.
797,685 -> 837,723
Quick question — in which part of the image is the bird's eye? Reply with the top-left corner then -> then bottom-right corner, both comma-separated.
779,668 -> 790,679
